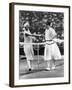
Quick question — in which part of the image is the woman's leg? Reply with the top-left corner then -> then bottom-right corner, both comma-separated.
46,59 -> 56,70
51,59 -> 56,70
27,60 -> 31,71
46,60 -> 51,70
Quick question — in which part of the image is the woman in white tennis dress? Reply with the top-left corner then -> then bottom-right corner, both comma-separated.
44,21 -> 61,70
23,22 -> 34,71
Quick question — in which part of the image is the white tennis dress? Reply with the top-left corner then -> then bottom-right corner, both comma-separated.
24,29 -> 34,60
44,27 -> 61,61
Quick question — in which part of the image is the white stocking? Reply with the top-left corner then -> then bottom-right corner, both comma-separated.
27,60 -> 31,69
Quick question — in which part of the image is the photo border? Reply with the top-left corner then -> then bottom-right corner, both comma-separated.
9,2 -> 70,87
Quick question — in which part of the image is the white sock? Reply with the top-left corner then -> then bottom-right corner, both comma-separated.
27,60 -> 31,69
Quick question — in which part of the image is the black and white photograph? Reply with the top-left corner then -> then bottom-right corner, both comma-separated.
19,10 -> 64,79
9,3 -> 70,87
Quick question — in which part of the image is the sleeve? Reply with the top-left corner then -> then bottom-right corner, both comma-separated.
24,30 -> 27,34
24,30 -> 32,36
45,30 -> 48,40
51,28 -> 57,39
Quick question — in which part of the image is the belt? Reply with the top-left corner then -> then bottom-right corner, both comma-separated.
45,40 -> 55,45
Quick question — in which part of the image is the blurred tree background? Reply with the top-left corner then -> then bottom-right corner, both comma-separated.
19,10 -> 64,36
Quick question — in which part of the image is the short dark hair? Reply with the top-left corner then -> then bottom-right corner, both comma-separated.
46,21 -> 51,26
